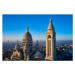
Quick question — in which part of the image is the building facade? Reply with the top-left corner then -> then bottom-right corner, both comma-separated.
22,26 -> 33,60
11,40 -> 21,60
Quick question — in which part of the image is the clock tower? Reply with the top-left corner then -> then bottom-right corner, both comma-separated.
45,19 -> 57,60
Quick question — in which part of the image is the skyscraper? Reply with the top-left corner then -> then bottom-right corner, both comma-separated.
45,19 -> 57,60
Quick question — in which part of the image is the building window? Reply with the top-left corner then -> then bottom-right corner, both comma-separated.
48,35 -> 51,38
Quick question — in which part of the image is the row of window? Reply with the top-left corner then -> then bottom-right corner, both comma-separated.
23,39 -> 32,41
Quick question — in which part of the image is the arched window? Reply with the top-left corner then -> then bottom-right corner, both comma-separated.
48,35 -> 51,38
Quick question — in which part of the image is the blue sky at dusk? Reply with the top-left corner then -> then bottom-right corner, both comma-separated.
2,14 -> 73,42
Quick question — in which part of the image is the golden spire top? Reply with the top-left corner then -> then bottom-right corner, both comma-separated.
49,18 -> 52,25
50,18 -> 52,23
27,25 -> 29,32
47,18 -> 53,30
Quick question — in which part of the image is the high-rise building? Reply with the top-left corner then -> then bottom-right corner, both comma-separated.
45,19 -> 57,60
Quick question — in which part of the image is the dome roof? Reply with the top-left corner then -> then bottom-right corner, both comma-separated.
23,26 -> 32,40
23,32 -> 32,40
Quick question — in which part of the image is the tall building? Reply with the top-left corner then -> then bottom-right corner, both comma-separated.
22,26 -> 33,60
45,19 -> 57,60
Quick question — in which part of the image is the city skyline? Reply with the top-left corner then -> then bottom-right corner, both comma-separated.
3,14 -> 73,42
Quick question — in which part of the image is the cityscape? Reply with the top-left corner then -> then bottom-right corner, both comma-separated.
3,40 -> 73,61
2,15 -> 73,61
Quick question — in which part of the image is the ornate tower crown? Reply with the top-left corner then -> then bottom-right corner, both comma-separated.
47,18 -> 53,30
50,18 -> 52,23
47,18 -> 55,33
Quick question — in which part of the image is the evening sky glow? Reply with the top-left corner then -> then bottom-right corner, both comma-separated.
3,14 -> 73,42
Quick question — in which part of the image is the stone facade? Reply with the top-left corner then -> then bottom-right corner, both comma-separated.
45,19 -> 57,60
22,26 -> 33,61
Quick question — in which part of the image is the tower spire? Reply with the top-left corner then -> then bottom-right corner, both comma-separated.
50,18 -> 52,24
47,18 -> 53,30
27,25 -> 29,32
50,18 -> 52,22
